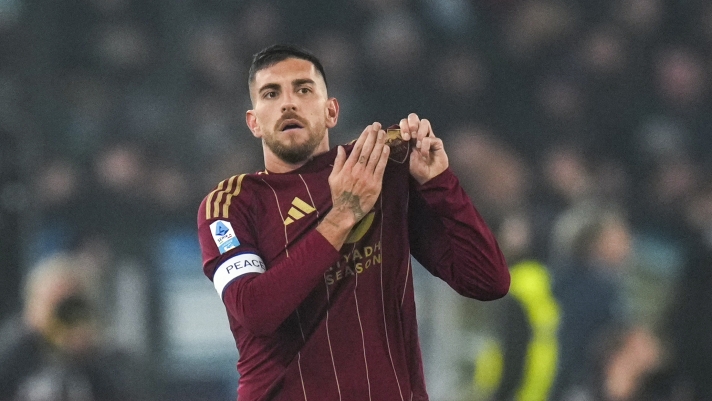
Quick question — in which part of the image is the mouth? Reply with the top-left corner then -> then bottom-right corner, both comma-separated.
278,119 -> 305,133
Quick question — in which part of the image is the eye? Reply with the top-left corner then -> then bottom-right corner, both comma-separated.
263,91 -> 278,99
297,87 -> 312,94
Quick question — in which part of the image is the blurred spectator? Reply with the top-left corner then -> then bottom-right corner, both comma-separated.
653,46 -> 707,110
475,213 -> 561,401
541,144 -> 594,210
550,204 -> 634,400
449,128 -> 530,224
86,140 -> 159,260
0,253 -> 146,401
501,0 -> 577,61
563,325 -> 664,401
663,182 -> 712,401
578,24 -> 629,77
186,20 -> 243,94
531,144 -> 596,262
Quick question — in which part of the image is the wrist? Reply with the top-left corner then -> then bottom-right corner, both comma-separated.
316,210 -> 357,251
321,209 -> 357,231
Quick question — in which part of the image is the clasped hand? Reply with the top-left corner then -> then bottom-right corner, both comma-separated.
326,114 -> 448,231
328,122 -> 390,227
399,113 -> 449,185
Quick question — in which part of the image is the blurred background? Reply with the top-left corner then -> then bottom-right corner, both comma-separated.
1,0 -> 711,400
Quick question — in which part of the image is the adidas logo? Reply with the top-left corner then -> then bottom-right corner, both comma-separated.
284,197 -> 316,226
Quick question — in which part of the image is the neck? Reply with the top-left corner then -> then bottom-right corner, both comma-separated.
263,152 -> 311,173
265,148 -> 333,173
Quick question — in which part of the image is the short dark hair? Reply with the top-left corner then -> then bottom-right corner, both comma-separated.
248,44 -> 328,88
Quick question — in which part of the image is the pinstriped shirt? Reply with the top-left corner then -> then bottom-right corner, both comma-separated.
197,143 -> 510,401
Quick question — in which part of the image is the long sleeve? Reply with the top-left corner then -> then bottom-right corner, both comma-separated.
221,230 -> 340,336
408,168 -> 510,300
197,178 -> 341,337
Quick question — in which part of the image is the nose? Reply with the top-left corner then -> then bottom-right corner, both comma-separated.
281,92 -> 297,113
281,102 -> 297,113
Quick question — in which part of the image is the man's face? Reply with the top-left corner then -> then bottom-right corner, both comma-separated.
246,58 -> 338,165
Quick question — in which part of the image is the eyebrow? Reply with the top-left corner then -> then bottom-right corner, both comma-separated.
257,83 -> 281,95
257,78 -> 316,95
292,78 -> 315,87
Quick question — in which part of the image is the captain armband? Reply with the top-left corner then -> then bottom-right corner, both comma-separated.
213,253 -> 266,297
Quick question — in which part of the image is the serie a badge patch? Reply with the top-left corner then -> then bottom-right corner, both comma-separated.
210,220 -> 240,254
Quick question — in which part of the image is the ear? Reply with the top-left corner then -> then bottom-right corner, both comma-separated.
246,110 -> 262,138
325,97 -> 339,129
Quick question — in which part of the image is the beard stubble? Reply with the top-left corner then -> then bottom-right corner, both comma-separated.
264,113 -> 326,164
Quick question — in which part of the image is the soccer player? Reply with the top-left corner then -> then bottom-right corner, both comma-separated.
196,44 -> 510,401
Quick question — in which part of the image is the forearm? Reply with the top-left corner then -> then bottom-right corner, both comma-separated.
223,228 -> 341,336
316,207 -> 358,250
409,169 -> 510,299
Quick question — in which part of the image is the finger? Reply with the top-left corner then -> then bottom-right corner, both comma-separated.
332,146 -> 346,175
373,144 -> 390,180
407,113 -> 421,137
399,118 -> 411,141
415,118 -> 431,149
421,136 -> 444,159
358,124 -> 379,168
345,124 -> 372,168
367,129 -> 386,172
420,135 -> 432,158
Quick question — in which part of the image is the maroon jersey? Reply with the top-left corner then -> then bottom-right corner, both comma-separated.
197,144 -> 509,401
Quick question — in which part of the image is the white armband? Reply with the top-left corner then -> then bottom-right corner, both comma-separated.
213,253 -> 266,296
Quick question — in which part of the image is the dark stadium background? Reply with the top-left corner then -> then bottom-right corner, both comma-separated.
1,0 -> 711,400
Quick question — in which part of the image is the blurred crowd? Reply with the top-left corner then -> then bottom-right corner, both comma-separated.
1,0 -> 711,400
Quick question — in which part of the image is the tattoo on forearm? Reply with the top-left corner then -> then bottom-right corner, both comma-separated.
336,191 -> 364,221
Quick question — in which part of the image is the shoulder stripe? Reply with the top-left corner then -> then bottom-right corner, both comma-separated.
205,174 -> 246,220
212,175 -> 237,219
205,179 -> 227,220
221,174 -> 246,219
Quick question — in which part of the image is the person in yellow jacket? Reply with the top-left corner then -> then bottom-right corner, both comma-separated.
474,214 -> 560,401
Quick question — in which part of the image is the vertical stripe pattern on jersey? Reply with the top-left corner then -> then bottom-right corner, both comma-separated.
379,196 -> 405,401
353,242 -> 373,401
262,179 -> 290,259
323,278 -> 343,401
298,174 -> 319,219
402,258 -> 411,307
296,308 -> 308,401
402,191 -> 411,307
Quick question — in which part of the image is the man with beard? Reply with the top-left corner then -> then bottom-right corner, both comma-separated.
196,44 -> 510,401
